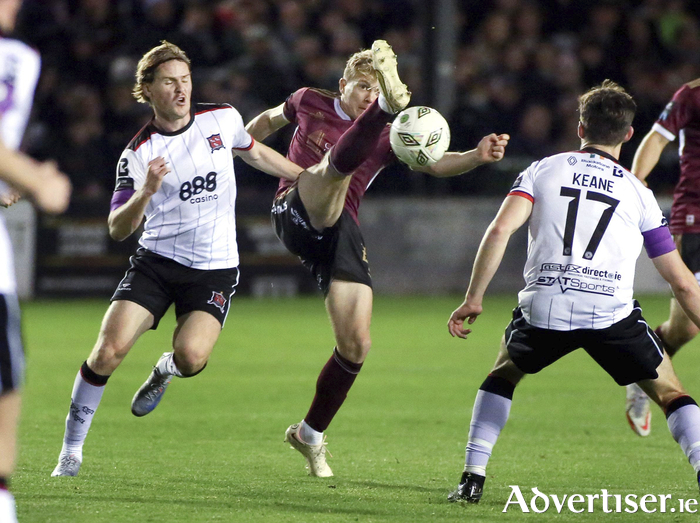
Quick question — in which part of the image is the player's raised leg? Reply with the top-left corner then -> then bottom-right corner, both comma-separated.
52,301 -> 153,476
298,106 -> 396,231
297,40 -> 410,232
285,281 -> 372,477
131,310 -> 220,416
449,339 -> 525,503
637,353 -> 700,487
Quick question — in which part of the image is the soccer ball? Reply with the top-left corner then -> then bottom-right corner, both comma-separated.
389,106 -> 451,168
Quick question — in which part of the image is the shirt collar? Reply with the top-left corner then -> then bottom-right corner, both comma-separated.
334,98 -> 352,121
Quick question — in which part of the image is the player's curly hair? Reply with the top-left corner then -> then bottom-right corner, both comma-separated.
343,49 -> 376,82
578,80 -> 636,146
133,41 -> 191,104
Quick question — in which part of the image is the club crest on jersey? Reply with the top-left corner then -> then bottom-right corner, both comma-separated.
208,291 -> 227,312
207,134 -> 225,153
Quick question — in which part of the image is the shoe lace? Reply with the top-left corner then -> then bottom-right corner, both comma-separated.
59,454 -> 79,467
313,436 -> 333,460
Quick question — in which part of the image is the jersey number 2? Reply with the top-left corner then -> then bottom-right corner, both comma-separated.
560,187 -> 619,260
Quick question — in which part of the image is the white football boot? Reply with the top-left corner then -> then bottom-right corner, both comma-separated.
371,40 -> 410,114
51,451 -> 82,477
626,383 -> 651,437
284,423 -> 333,477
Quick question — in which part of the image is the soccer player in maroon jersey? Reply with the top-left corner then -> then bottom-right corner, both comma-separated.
246,41 -> 509,477
625,78 -> 700,437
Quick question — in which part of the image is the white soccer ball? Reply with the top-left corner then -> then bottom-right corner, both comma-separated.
389,106 -> 451,168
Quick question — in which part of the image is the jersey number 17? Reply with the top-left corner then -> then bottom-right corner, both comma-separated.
560,187 -> 620,260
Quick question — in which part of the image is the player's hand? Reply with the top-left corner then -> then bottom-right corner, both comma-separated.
477,133 -> 510,164
0,188 -> 21,208
31,161 -> 71,214
448,300 -> 483,339
144,157 -> 170,195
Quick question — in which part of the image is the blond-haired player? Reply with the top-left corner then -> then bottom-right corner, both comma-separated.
247,41 -> 509,477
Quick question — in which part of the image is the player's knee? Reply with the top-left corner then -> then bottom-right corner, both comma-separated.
337,334 -> 371,362
173,349 -> 208,376
91,338 -> 130,368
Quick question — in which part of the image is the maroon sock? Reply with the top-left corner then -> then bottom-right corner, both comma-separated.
655,326 -> 678,356
0,477 -> 7,490
329,100 -> 393,175
304,347 -> 363,432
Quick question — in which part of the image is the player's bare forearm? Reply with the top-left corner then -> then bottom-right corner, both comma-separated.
245,104 -> 289,141
415,134 -> 510,177
467,195 -> 532,301
466,224 -> 511,303
238,141 -> 302,181
448,203 -> 524,335
632,130 -> 669,182
0,143 -> 46,195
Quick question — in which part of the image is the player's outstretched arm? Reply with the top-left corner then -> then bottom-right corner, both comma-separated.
653,250 -> 700,329
108,157 -> 169,241
237,141 -> 303,181
632,130 -> 670,183
413,133 -> 510,177
245,103 -> 290,141
448,193 -> 531,339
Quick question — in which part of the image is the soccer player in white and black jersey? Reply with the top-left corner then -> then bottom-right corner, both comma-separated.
446,81 -> 700,502
51,41 -> 303,477
0,0 -> 71,519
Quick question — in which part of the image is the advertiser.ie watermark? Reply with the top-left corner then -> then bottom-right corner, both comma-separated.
504,486 -> 698,514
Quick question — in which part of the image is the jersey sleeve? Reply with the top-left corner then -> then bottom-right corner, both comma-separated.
653,85 -> 696,141
227,106 -> 254,151
638,187 -> 675,258
110,148 -> 145,211
508,160 -> 538,202
0,43 -> 41,150
282,88 -> 308,123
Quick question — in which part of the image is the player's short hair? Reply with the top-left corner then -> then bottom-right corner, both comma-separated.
578,80 -> 636,146
343,49 -> 376,82
133,41 -> 191,104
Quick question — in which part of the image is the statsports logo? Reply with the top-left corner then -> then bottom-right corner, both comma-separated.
535,275 -> 616,296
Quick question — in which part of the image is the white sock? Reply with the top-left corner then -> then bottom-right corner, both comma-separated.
0,490 -> 17,523
377,93 -> 395,114
667,403 -> 700,473
465,389 -> 512,476
300,420 -> 323,445
155,352 -> 183,378
61,370 -> 106,459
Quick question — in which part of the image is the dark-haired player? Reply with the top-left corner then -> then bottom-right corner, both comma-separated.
447,81 -> 700,502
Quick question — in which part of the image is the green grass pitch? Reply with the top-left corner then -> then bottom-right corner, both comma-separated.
13,294 -> 700,522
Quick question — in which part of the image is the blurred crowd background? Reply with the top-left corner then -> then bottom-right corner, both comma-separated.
14,0 -> 700,215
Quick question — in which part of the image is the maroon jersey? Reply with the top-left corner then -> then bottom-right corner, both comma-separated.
653,79 -> 700,234
276,87 -> 395,223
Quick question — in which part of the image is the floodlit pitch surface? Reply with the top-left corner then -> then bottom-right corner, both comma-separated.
14,295 -> 700,522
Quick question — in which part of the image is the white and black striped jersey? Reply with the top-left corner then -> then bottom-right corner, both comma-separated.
113,104 -> 253,270
0,36 -> 41,294
510,148 -> 669,330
